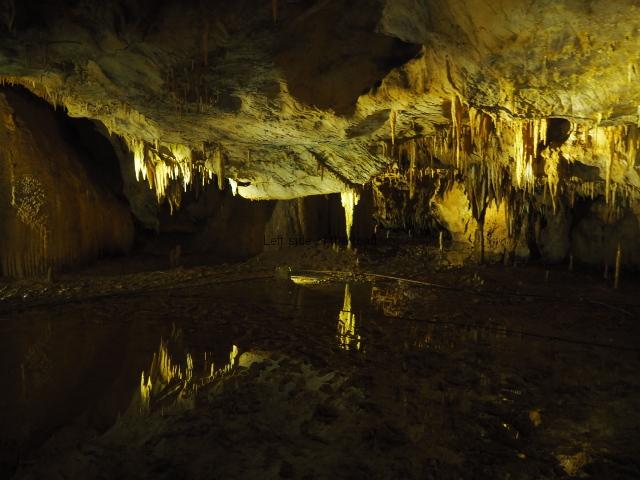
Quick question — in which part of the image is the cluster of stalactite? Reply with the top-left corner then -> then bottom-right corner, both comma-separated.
372,138 -> 452,232
0,76 -> 234,213
444,99 -> 639,209
372,100 -> 640,261
121,136 -> 228,212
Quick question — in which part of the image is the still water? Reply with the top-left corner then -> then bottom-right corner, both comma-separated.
1,275 -> 638,478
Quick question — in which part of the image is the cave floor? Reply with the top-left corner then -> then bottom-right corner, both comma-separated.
1,242 -> 639,479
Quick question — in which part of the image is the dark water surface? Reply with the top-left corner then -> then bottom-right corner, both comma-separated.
1,274 -> 639,478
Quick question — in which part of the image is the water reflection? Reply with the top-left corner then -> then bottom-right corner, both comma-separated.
3,276 -> 636,479
370,283 -> 428,318
337,284 -> 361,351
138,331 -> 239,414
369,283 -> 516,351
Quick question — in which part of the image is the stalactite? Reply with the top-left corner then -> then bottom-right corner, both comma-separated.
450,95 -> 463,168
513,123 -> 526,188
468,107 -> 495,159
389,110 -> 398,145
228,178 -> 238,196
542,148 -> 560,213
464,163 -> 491,263
212,147 -> 225,191
340,189 -> 360,249
3,0 -> 15,32
502,188 -> 529,264
121,136 -> 230,209
2,76 -> 222,213
408,138 -> 417,199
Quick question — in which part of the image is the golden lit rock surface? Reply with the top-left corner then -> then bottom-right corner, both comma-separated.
0,1 -> 639,270
2,4 -> 640,477
0,0 -> 638,204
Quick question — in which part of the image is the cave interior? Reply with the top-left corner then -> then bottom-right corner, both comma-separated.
1,1 -> 639,479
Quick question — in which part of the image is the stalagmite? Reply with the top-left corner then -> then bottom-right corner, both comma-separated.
474,229 -> 485,263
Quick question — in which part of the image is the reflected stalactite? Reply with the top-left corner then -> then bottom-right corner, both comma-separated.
136,336 -> 239,415
338,284 -> 361,351
371,285 -> 407,318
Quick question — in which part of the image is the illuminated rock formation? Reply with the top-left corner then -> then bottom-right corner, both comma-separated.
0,0 -> 639,269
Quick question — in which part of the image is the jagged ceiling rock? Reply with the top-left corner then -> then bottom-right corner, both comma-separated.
1,0 -> 639,203
379,0 -> 640,121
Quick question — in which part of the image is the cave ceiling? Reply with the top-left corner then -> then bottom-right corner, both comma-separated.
1,0 -> 639,203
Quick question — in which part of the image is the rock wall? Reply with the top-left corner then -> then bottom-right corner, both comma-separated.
572,202 -> 640,268
264,191 -> 375,250
0,88 -> 134,277
191,191 -> 274,259
431,182 -> 529,262
432,185 -> 640,269
264,194 -> 346,249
